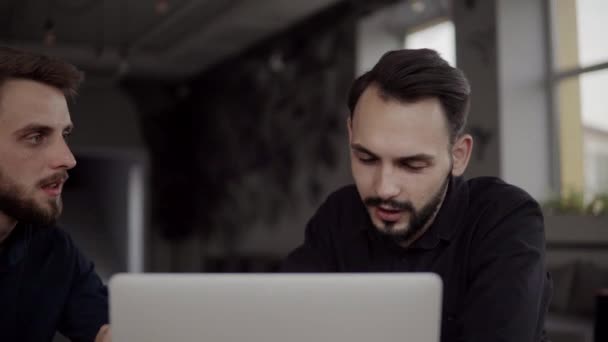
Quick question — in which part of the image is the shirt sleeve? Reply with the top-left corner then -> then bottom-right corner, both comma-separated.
458,199 -> 551,342
281,196 -> 339,272
57,238 -> 109,342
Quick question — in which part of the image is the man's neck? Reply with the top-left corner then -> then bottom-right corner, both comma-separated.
0,212 -> 18,245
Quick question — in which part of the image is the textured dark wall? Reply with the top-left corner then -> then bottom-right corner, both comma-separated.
124,2 -> 359,248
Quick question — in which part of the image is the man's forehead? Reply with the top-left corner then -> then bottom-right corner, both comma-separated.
0,78 -> 67,103
353,87 -> 449,135
351,95 -> 451,159
0,79 -> 71,127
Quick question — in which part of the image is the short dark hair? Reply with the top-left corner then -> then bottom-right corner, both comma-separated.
348,49 -> 471,142
0,46 -> 83,99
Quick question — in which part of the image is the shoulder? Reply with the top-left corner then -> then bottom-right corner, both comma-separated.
462,177 -> 544,248
461,178 -> 546,263
464,177 -> 543,233
466,177 -> 539,212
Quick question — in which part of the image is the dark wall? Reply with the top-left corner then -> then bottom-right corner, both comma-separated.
123,2 -> 360,256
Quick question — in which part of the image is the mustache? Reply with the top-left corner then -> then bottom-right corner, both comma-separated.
364,197 -> 414,211
37,172 -> 69,187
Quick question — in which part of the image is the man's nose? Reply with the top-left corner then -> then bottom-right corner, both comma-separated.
375,166 -> 400,199
49,138 -> 77,170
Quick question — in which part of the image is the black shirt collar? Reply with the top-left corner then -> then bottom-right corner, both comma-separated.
428,175 -> 469,241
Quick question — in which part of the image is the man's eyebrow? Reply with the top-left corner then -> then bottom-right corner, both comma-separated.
351,143 -> 378,157
352,143 -> 435,163
13,124 -> 54,136
13,123 -> 74,136
396,154 -> 435,164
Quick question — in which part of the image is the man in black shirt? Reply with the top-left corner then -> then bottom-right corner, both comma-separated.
0,47 -> 110,341
282,49 -> 551,342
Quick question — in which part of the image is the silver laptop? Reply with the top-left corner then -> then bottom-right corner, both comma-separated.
109,273 -> 442,342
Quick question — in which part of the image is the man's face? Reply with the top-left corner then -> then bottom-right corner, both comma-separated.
0,79 -> 76,226
348,85 -> 453,242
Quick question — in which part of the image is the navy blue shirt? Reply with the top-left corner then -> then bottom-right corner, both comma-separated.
282,176 -> 552,342
0,223 -> 108,342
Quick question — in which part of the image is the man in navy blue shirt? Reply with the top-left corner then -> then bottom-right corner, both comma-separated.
283,49 -> 551,341
0,46 -> 110,341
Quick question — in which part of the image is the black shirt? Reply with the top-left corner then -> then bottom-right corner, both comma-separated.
282,176 -> 552,342
0,223 -> 108,342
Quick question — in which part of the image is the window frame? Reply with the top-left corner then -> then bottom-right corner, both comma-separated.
544,0 -> 608,196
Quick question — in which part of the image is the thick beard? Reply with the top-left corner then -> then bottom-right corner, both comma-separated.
0,172 -> 61,226
372,174 -> 450,244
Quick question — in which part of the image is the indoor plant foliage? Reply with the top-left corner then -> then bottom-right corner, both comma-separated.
543,190 -> 608,217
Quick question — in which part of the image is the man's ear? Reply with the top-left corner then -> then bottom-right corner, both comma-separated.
451,134 -> 473,176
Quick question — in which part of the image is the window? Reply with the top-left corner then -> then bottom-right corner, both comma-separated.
550,0 -> 608,197
405,19 -> 456,66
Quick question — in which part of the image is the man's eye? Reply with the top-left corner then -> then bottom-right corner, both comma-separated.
358,156 -> 377,164
25,134 -> 45,145
402,163 -> 427,171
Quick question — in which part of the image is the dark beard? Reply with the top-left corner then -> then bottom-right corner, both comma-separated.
365,174 -> 450,244
0,172 -> 61,226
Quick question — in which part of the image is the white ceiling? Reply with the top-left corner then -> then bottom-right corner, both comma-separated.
0,0 -> 341,79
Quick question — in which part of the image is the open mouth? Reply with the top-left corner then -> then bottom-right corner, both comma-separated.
41,181 -> 63,196
39,174 -> 68,197
375,206 -> 403,222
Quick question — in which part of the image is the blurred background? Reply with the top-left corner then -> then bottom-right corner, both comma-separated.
2,0 -> 607,341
